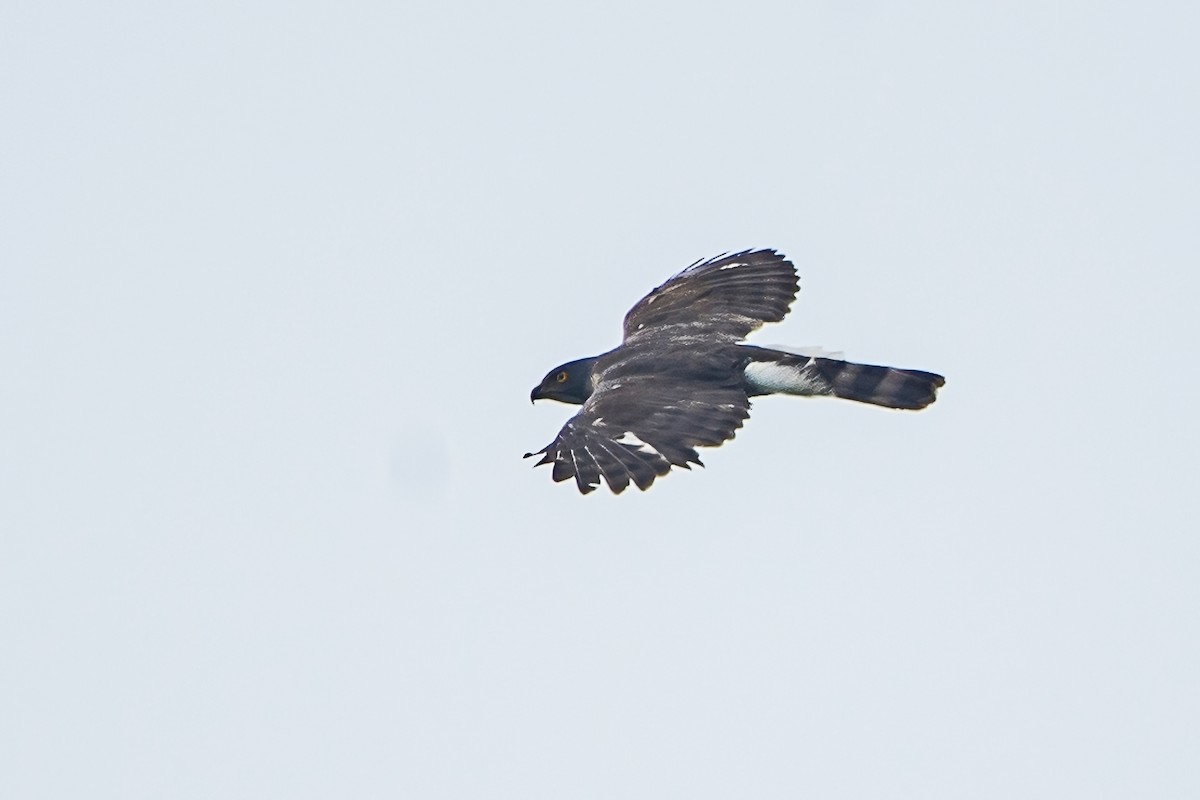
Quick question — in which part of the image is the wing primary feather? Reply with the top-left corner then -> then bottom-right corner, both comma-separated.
551,451 -> 573,483
589,440 -> 631,494
574,446 -> 602,494
603,437 -> 670,492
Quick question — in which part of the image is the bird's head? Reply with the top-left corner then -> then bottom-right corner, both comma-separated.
531,357 -> 598,405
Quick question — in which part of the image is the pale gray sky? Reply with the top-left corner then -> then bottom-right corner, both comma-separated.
3,2 -> 1198,798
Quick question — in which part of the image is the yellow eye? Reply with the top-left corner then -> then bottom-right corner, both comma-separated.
556,371 -> 568,383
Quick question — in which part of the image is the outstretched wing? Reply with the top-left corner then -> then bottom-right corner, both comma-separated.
622,249 -> 799,343
524,367 -> 751,494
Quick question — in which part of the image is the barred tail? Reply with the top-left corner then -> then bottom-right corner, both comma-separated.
818,359 -> 944,409
743,349 -> 945,410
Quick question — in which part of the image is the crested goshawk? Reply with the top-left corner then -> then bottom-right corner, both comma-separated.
526,249 -> 944,494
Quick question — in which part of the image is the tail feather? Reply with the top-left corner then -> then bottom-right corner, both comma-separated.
743,349 -> 945,410
817,359 -> 944,409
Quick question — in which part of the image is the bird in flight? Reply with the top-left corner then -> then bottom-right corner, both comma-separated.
526,249 -> 944,494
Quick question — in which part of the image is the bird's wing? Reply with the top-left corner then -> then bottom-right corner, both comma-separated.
524,371 -> 750,494
622,249 -> 799,343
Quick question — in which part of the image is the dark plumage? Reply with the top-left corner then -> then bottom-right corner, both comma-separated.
526,249 -> 945,494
